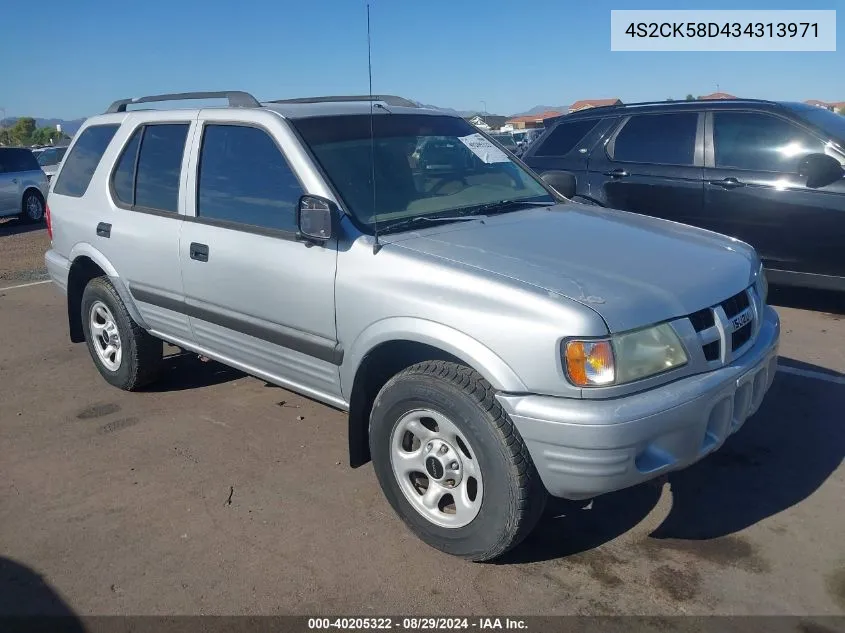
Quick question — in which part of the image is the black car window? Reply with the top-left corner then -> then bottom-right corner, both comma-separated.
612,113 -> 698,166
37,149 -> 57,166
4,148 -> 41,172
111,128 -> 143,206
713,112 -> 826,173
134,124 -> 189,213
533,119 -> 600,157
197,124 -> 303,232
54,125 -> 120,197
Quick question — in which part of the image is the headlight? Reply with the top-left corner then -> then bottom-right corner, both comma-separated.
564,323 -> 688,387
755,262 -> 768,304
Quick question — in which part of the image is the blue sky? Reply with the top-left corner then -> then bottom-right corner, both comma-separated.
2,0 -> 841,120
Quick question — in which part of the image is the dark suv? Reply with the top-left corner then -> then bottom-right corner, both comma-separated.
522,100 -> 845,292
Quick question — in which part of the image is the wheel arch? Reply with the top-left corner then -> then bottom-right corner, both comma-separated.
66,244 -> 147,343
342,319 -> 527,468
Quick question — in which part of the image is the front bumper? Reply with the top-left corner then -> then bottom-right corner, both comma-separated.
497,306 -> 780,500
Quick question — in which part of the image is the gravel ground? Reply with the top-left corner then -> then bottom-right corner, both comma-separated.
0,224 -> 843,619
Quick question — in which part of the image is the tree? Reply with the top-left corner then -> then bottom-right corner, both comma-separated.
685,94 -> 695,101
10,117 -> 36,145
838,106 -> 845,116
0,128 -> 12,146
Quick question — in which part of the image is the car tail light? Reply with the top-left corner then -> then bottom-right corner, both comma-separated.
46,203 -> 53,240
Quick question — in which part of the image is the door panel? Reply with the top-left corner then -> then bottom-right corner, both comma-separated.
0,172 -> 16,216
179,113 -> 341,401
703,110 -> 845,277
102,117 -> 195,341
587,112 -> 705,223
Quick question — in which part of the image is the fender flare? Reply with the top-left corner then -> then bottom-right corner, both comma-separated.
341,317 -> 527,399
68,243 -> 149,330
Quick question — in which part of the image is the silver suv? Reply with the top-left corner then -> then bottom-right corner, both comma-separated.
0,147 -> 49,222
44,91 -> 780,561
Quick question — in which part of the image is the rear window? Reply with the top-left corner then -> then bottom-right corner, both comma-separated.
0,148 -> 40,173
53,125 -> 120,197
533,119 -> 600,157
612,113 -> 698,166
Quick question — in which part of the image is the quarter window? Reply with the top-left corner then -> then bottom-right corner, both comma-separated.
54,125 -> 119,197
713,112 -> 825,173
197,124 -> 303,232
612,113 -> 698,166
533,120 -> 600,157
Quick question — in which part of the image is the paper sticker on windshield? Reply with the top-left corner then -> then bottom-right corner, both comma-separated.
458,133 -> 510,163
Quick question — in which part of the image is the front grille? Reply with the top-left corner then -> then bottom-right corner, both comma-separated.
685,287 -> 758,365
732,322 -> 752,351
689,308 -> 715,332
720,291 -> 750,319
703,341 -> 720,361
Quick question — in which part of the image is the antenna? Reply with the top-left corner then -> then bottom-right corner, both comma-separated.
367,3 -> 381,254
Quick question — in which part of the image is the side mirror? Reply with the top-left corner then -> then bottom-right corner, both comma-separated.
296,195 -> 335,243
798,153 -> 844,189
540,170 -> 576,198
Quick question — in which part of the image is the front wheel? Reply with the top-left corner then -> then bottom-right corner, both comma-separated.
370,361 -> 547,561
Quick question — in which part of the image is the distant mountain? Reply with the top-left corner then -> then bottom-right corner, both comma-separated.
509,105 -> 568,117
1,117 -> 85,136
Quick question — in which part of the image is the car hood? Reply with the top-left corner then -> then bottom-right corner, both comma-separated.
387,204 -> 758,333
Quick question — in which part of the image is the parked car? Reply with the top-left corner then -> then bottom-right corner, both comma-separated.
36,146 -> 69,181
45,91 -> 779,561
490,132 -> 521,156
522,99 -> 845,292
0,147 -> 49,222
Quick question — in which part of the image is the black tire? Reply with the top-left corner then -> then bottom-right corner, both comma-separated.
370,361 -> 547,561
81,276 -> 162,391
20,190 -> 45,224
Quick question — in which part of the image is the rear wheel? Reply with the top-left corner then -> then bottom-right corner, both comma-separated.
81,276 -> 162,390
370,361 -> 547,561
20,190 -> 44,223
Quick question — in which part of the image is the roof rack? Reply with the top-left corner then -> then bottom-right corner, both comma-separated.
105,91 -> 261,114
564,97 -> 781,116
268,95 -> 420,108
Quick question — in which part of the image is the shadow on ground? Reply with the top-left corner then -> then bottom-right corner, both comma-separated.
0,556 -> 83,631
141,351 -> 243,392
504,357 -> 845,563
0,218 -> 45,238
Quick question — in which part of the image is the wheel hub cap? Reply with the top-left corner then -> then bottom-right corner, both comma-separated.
90,301 -> 122,371
389,409 -> 483,529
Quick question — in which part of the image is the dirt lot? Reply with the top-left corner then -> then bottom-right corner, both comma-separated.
1,219 -> 844,617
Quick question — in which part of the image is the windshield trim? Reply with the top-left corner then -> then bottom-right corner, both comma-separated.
288,113 -> 562,237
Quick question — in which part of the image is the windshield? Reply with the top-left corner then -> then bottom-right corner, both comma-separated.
795,107 -> 845,144
293,114 -> 555,231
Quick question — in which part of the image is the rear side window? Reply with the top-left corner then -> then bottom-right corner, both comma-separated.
54,124 -> 119,197
11,149 -> 40,171
197,124 -> 303,232
533,119 -> 600,157
612,113 -> 698,166
110,124 -> 189,213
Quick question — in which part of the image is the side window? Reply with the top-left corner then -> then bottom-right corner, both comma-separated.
533,119 -> 600,157
111,128 -> 143,206
612,113 -> 698,166
54,125 -> 120,197
10,149 -> 39,172
197,124 -> 303,232
713,112 -> 825,173
134,124 -> 189,213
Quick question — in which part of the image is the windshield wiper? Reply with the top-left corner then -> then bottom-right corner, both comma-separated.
459,199 -> 556,217
379,214 -> 487,234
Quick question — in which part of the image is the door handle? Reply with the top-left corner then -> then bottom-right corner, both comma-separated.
708,177 -> 746,189
189,242 -> 209,262
603,169 -> 629,178
96,222 -> 111,238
